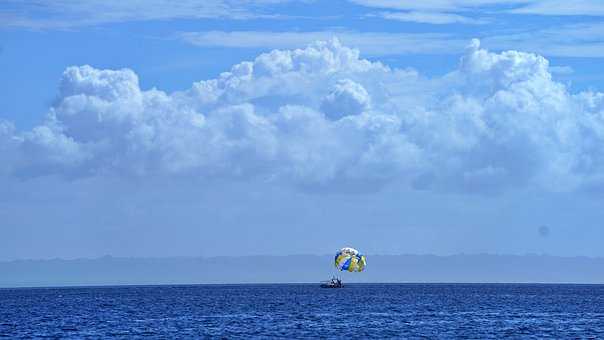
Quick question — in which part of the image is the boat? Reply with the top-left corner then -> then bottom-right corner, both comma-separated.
320,276 -> 343,288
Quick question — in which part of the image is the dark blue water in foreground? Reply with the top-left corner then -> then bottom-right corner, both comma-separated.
2,284 -> 604,338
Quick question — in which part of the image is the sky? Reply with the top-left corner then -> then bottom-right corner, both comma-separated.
1,0 -> 604,261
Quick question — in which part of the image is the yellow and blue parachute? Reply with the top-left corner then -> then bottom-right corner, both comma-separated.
334,247 -> 366,272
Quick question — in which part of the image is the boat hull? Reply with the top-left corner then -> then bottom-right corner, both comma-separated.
320,283 -> 343,288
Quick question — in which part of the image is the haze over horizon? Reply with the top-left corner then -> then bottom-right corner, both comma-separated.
3,254 -> 604,287
2,1 -> 604,262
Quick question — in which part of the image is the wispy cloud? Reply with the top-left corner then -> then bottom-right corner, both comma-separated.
349,0 -> 530,12
371,11 -> 488,25
549,66 -> 574,75
179,30 -> 467,56
0,0 -> 294,29
350,0 -> 604,16
178,23 -> 604,58
5,0 -> 604,31
482,23 -> 604,58
509,0 -> 604,16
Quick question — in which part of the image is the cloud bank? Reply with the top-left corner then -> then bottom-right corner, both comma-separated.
2,38 -> 604,194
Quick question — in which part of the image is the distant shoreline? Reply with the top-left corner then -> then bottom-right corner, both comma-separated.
2,253 -> 604,288
3,282 -> 604,290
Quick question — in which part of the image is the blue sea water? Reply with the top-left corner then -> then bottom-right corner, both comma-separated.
1,284 -> 604,338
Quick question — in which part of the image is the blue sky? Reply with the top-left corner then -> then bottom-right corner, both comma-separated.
1,0 -> 604,260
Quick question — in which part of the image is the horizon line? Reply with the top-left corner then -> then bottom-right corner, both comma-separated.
3,252 -> 604,263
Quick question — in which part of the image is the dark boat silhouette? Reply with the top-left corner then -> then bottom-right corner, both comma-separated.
320,276 -> 343,288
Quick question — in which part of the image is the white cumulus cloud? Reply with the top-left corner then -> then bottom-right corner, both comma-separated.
321,79 -> 370,120
3,38 -> 604,194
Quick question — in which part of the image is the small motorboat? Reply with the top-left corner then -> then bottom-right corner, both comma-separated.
320,276 -> 343,288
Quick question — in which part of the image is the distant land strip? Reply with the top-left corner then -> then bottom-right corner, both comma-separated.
2,254 -> 604,288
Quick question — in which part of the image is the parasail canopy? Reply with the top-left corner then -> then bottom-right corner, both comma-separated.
334,247 -> 366,272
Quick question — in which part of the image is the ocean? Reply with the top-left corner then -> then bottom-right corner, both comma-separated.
1,284 -> 604,338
